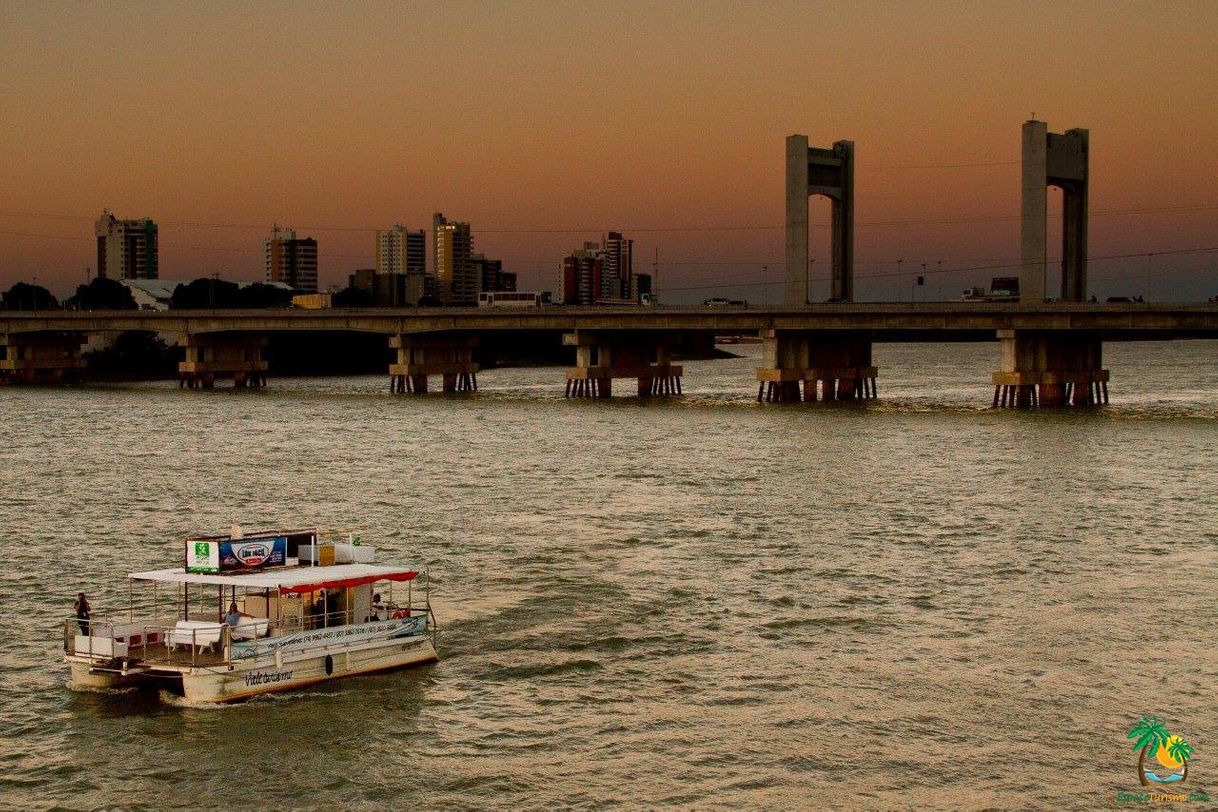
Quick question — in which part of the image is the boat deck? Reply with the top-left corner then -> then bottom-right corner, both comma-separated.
126,646 -> 229,669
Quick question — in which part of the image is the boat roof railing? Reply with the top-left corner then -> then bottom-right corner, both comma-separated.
127,563 -> 420,593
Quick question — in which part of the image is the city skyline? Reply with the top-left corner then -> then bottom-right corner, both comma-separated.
2,2 -> 1216,301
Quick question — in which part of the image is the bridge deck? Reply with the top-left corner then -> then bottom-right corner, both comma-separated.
2,303 -> 1217,341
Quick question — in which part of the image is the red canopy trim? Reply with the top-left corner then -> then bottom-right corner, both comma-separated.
278,571 -> 417,595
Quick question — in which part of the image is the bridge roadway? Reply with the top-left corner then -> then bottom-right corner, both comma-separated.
3,302 -> 1218,340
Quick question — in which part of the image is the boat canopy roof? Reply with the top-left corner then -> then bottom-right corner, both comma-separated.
129,563 -> 419,594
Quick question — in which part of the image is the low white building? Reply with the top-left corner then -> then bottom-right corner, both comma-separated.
122,279 -> 188,311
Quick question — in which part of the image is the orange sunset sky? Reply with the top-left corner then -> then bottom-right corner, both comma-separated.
1,0 -> 1215,301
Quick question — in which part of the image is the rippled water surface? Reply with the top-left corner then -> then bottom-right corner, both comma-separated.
2,341 -> 1216,808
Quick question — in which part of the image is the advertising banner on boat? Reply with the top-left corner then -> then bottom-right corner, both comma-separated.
230,615 -> 429,661
219,537 -> 287,572
186,540 -> 220,574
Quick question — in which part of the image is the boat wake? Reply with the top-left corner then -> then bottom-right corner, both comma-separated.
65,681 -> 139,696
158,687 -> 346,709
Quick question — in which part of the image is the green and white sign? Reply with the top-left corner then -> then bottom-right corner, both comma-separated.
186,540 -> 220,573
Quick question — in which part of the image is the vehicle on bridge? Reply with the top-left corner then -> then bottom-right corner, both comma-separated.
958,276 -> 1020,302
477,291 -> 551,307
64,527 -> 437,703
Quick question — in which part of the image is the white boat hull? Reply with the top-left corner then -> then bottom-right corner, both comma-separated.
68,635 -> 437,703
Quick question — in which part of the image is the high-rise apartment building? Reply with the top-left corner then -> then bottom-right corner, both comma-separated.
263,226 -> 318,292
375,225 -> 426,276
559,232 -> 639,304
433,213 -> 474,305
376,224 -> 427,305
559,242 -> 603,305
600,231 -> 633,300
472,253 -> 512,293
95,211 -> 158,280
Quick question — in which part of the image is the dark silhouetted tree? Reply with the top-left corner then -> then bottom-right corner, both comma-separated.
170,278 -> 242,309
67,277 -> 137,310
2,282 -> 58,310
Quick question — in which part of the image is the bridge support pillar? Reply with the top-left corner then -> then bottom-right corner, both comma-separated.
991,330 -> 1109,408
755,330 -> 877,403
178,334 -> 269,389
0,332 -> 87,384
389,334 -> 478,395
563,331 -> 683,399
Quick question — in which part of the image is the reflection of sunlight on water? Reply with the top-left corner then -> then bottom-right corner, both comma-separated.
432,587 -> 537,626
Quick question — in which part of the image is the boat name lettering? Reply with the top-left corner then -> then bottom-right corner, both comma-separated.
243,669 -> 293,687
230,617 -> 428,660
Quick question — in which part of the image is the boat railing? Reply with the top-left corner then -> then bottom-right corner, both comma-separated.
64,616 -> 233,669
65,601 -> 437,667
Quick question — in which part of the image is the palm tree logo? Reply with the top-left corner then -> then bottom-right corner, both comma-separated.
1127,716 -> 1194,785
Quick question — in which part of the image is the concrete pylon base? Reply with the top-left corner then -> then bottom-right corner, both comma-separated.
388,334 -> 479,395
991,373 -> 1109,408
990,329 -> 1108,408
562,331 -> 683,399
755,367 -> 879,403
563,366 -> 683,399
178,333 -> 269,389
0,332 -> 87,384
755,329 -> 877,404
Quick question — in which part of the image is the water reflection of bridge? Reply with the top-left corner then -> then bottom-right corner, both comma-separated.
3,303 -> 1217,408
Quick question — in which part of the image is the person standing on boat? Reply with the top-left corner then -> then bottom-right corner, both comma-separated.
73,593 -> 91,635
371,593 -> 386,622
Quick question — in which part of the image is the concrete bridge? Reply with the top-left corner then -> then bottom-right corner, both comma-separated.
2,303 -> 1217,406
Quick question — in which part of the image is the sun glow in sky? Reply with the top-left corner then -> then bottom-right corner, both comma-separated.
1,1 -> 1216,300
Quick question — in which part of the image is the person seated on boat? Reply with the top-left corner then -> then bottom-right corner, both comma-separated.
369,593 -> 387,622
74,592 -> 91,636
224,602 -> 253,628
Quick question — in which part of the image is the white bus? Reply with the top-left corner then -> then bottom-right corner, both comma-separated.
477,291 -> 550,308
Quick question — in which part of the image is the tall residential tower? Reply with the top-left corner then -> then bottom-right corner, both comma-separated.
263,226 -> 318,292
376,224 -> 428,304
433,213 -> 474,305
95,211 -> 158,280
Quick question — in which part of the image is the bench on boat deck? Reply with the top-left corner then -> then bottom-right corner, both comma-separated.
230,617 -> 270,641
169,621 -> 225,652
73,635 -> 129,658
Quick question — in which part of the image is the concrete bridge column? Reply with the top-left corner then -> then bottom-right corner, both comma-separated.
755,330 -> 878,403
563,331 -> 683,399
787,135 -> 855,304
1021,120 -> 1089,302
178,333 -> 269,389
991,330 -> 1109,408
389,334 -> 478,395
0,332 -> 87,384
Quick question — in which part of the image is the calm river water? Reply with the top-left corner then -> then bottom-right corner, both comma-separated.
1,341 -> 1216,808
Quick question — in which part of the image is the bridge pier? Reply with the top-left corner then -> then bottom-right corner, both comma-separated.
178,334 -> 269,389
991,330 -> 1109,408
755,330 -> 878,403
0,332 -> 87,384
389,334 -> 478,395
563,331 -> 683,399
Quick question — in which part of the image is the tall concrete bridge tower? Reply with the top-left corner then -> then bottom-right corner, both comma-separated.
786,135 -> 855,304
1021,120 -> 1089,302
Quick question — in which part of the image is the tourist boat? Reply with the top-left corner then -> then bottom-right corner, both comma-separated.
63,527 -> 438,703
